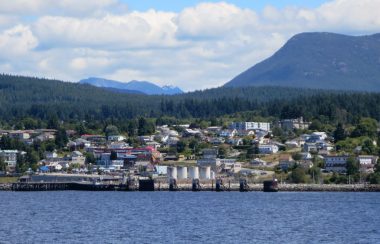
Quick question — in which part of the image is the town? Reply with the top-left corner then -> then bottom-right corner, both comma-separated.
1,116 -> 380,190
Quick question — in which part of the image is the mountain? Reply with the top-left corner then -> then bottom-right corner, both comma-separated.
225,32 -> 380,91
79,77 -> 183,95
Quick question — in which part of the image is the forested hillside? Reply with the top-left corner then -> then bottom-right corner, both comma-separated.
1,74 -> 380,127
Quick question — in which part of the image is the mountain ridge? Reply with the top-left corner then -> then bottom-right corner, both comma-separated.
79,77 -> 183,95
224,32 -> 380,91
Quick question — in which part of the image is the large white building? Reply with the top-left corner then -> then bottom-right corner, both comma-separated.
229,122 -> 271,132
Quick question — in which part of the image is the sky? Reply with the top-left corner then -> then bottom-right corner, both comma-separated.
0,0 -> 379,91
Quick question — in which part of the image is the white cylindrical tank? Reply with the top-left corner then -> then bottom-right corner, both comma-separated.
167,166 -> 177,180
189,167 -> 199,179
200,166 -> 211,179
177,166 -> 188,179
210,171 -> 215,180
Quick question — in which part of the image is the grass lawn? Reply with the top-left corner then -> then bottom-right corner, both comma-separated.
0,177 -> 18,183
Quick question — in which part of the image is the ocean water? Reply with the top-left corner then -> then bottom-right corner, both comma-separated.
0,191 -> 379,244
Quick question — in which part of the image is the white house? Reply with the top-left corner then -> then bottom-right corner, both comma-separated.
45,151 -> 58,159
108,135 -> 126,142
358,155 -> 378,173
219,129 -> 237,138
258,144 -> 279,154
0,150 -> 19,167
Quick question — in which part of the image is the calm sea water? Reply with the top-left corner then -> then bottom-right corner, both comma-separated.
0,191 -> 380,244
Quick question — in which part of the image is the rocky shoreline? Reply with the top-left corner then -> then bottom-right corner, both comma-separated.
2,182 -> 380,192
0,183 -> 12,191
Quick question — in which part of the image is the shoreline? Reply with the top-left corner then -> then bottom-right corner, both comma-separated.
1,183 -> 380,192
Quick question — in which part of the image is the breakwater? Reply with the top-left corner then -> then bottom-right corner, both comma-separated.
2,182 -> 380,192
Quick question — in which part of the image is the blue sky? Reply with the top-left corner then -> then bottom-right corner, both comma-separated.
0,0 -> 379,91
121,0 -> 329,12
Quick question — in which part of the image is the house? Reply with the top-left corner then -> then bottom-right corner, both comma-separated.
250,158 -> 267,166
146,141 -> 161,150
45,151 -> 58,159
138,135 -> 154,143
299,152 -> 313,160
310,132 -> 328,141
74,138 -> 91,148
210,137 -> 225,145
0,150 -> 18,167
229,122 -> 271,132
298,160 -> 314,169
166,137 -> 179,146
0,150 -> 25,172
280,117 -> 311,131
237,130 -> 255,137
324,155 -> 349,173
155,134 -> 169,143
219,129 -> 237,138
285,140 -> 299,148
97,153 -> 111,168
108,135 -> 126,142
9,131 -> 31,140
221,161 -> 241,173
70,151 -> 86,165
81,134 -> 106,143
258,144 -> 279,154
278,154 -> 295,171
197,148 -> 221,168
303,143 -> 318,153
357,155 -> 379,173
206,126 -> 222,134
35,133 -> 56,142
108,142 -> 131,150
227,138 -> 243,146
183,129 -> 201,137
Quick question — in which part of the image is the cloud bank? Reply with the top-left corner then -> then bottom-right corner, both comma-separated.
0,0 -> 379,90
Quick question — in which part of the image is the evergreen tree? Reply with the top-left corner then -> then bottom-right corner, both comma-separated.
55,128 -> 68,148
346,156 -> 359,176
333,123 -> 346,143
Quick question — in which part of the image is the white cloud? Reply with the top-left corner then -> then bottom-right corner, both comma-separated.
175,2 -> 259,38
33,11 -> 179,49
0,25 -> 38,57
1,0 -> 380,91
0,0 -> 124,16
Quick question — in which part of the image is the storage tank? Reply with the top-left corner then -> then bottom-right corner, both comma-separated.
189,166 -> 199,179
200,166 -> 211,179
167,166 -> 177,180
177,166 -> 188,179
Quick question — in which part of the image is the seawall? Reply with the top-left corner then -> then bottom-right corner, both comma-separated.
2,182 -> 380,192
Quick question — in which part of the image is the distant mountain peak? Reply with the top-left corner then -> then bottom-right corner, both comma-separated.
79,77 -> 184,95
225,32 -> 380,92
